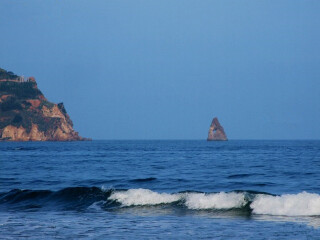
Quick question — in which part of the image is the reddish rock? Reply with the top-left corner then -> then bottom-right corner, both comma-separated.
207,117 -> 228,141
26,99 -> 41,108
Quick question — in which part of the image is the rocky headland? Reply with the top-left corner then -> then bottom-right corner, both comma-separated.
207,117 -> 228,141
0,68 -> 89,141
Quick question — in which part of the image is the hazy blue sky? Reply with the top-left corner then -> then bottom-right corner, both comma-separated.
1,0 -> 319,139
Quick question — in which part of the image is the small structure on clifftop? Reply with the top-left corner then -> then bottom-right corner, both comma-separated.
207,117 -> 228,141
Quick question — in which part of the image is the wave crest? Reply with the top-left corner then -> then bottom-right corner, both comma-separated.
251,192 -> 320,216
110,189 -> 247,210
109,189 -> 181,206
185,192 -> 247,210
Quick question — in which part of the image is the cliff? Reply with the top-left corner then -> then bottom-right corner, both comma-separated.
0,68 -> 89,141
207,117 -> 228,141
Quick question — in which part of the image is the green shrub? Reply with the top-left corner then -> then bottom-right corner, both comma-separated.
0,68 -> 18,80
0,82 -> 43,99
0,97 -> 22,111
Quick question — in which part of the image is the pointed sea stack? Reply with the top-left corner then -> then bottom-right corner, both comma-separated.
0,68 -> 90,141
207,117 -> 228,141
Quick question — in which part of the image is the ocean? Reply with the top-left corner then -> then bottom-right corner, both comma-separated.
0,140 -> 320,239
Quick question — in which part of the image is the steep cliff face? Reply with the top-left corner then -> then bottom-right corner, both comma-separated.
207,117 -> 228,141
0,68 -> 88,141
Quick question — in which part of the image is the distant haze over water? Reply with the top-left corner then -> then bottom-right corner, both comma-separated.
0,1 -> 319,140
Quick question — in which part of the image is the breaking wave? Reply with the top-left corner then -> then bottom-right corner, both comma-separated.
251,192 -> 320,216
1,187 -> 320,216
109,188 -> 181,206
184,192 -> 247,210
109,189 -> 247,209
109,189 -> 320,216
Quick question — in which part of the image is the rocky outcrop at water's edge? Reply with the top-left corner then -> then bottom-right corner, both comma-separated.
0,67 -> 90,141
207,117 -> 227,141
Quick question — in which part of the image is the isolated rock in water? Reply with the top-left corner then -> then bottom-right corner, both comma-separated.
0,67 -> 90,141
207,117 -> 228,141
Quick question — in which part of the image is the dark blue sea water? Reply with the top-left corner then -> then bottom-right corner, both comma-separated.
1,140 -> 320,239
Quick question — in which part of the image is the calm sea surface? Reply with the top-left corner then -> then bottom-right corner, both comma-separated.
1,140 -> 320,239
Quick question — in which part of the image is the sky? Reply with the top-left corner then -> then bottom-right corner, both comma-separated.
0,0 -> 320,139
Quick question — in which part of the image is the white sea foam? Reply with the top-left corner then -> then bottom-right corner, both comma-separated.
109,188 -> 181,206
251,192 -> 320,216
109,189 -> 320,215
185,192 -> 247,210
110,189 -> 247,209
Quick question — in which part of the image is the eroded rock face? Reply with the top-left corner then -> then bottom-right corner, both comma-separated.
207,117 -> 228,141
0,68 -> 89,141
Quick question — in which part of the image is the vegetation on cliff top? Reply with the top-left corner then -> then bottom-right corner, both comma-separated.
0,68 -> 18,80
0,81 -> 43,99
